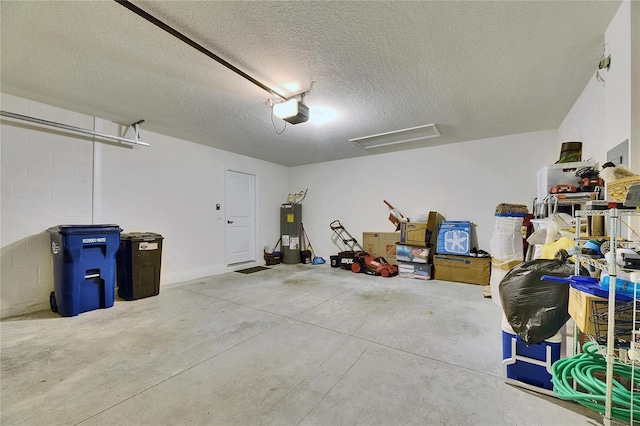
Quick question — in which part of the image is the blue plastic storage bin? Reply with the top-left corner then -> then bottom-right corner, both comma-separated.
48,224 -> 122,317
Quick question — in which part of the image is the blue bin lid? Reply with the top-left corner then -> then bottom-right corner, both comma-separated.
48,224 -> 122,235
541,274 -> 633,302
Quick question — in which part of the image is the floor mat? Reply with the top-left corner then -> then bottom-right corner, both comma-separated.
235,266 -> 270,274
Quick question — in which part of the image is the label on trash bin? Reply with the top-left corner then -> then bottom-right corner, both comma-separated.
139,242 -> 158,251
51,242 -> 60,255
82,237 -> 107,244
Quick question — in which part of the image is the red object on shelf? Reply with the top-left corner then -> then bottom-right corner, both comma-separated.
384,200 -> 408,230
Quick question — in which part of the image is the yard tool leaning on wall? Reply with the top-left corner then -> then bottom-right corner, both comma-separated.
301,223 -> 325,264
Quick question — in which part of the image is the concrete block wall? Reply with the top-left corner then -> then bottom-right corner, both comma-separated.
1,93 -> 291,319
1,94 -> 95,317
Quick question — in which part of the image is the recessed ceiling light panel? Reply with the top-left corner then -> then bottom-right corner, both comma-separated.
349,124 -> 440,149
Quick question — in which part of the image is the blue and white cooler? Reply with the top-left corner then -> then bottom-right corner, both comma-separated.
501,315 -> 563,397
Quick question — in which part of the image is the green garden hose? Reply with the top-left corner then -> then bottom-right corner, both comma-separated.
552,341 -> 640,423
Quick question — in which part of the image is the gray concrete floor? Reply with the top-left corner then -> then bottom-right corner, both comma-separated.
1,264 -> 601,425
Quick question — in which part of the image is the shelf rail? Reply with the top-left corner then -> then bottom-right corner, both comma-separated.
0,110 -> 149,147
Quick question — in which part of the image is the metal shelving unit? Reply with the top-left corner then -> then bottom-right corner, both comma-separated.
574,209 -> 640,426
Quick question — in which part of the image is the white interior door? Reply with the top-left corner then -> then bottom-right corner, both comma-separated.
225,169 -> 256,265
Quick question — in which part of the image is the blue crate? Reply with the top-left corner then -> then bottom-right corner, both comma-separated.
48,225 -> 122,317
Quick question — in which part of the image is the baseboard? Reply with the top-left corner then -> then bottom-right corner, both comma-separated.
161,261 -> 261,286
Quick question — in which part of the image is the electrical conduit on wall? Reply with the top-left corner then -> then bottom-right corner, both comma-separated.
92,117 -> 102,225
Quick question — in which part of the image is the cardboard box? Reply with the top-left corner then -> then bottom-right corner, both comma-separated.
398,261 -> 432,280
568,287 -> 603,335
396,243 -> 430,263
433,255 -> 491,285
399,211 -> 444,247
436,221 -> 471,255
362,232 -> 399,264
568,287 -> 635,341
492,259 -> 522,272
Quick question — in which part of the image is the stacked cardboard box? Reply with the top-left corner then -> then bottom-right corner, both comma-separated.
396,211 -> 443,281
362,232 -> 399,264
433,254 -> 491,285
399,211 -> 443,247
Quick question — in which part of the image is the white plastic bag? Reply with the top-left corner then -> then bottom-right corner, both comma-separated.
489,216 -> 524,262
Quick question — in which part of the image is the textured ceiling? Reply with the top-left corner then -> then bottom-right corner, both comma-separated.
0,1 -> 621,166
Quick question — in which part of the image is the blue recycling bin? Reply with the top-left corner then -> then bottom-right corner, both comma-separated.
48,225 -> 122,317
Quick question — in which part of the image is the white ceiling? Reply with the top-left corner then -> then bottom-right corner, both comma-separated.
1,1 -> 621,166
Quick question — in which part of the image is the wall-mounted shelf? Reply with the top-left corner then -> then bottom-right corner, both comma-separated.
0,110 -> 149,147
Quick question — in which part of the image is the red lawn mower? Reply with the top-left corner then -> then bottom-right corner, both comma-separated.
330,220 -> 398,278
351,252 -> 398,277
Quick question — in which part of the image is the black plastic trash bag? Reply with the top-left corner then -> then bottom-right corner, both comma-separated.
499,249 -> 588,345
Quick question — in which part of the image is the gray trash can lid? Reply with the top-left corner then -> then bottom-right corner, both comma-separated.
120,232 -> 163,241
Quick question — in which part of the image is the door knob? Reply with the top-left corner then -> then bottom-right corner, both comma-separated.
227,220 -> 234,224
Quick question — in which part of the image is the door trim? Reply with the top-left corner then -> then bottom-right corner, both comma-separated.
225,167 -> 258,266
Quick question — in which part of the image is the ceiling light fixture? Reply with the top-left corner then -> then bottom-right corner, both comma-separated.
349,124 -> 440,150
273,98 -> 309,125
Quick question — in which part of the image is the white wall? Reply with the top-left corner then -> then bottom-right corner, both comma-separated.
1,95 -> 95,317
558,1 -> 637,169
1,93 -> 289,318
632,1 -> 640,172
95,119 -> 289,283
557,0 -> 638,234
557,76 -> 606,163
604,1 -> 632,160
290,130 -> 558,260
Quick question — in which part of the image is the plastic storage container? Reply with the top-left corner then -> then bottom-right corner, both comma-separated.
501,318 -> 562,396
48,224 -> 122,317
117,232 -> 163,300
264,251 -> 282,266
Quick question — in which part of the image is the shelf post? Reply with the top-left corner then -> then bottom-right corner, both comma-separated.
604,208 -> 618,426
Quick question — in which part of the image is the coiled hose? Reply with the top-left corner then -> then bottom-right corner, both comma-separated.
552,341 -> 640,423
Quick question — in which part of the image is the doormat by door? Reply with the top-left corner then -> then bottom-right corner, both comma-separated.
235,266 -> 270,274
